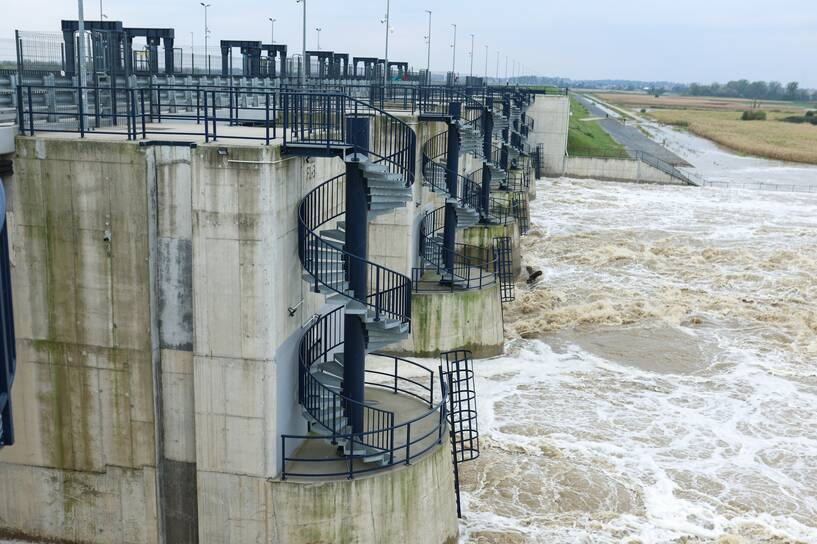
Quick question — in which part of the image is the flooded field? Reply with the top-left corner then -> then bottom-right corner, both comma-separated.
461,178 -> 817,543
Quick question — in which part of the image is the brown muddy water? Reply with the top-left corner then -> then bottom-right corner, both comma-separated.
460,178 -> 817,543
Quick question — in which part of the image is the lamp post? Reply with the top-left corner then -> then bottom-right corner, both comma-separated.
190,31 -> 194,75
200,3 -> 211,73
468,33 -> 475,78
504,55 -> 508,81
496,50 -> 500,80
450,23 -> 456,77
316,27 -> 321,50
425,10 -> 431,82
77,0 -> 87,114
269,17 -> 276,44
484,44 -> 488,82
297,0 -> 306,84
383,0 -> 390,88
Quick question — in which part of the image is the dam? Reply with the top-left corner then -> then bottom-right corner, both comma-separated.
0,15 -> 570,544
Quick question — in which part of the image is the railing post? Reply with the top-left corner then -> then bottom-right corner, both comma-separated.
404,421 -> 412,465
78,85 -> 85,138
265,92 -> 270,145
140,89 -> 147,139
280,436 -> 287,481
393,357 -> 398,394
204,91 -> 209,143
388,414 -> 395,465
348,434 -> 355,480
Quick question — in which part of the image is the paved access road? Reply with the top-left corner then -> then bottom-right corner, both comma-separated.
574,94 -> 689,166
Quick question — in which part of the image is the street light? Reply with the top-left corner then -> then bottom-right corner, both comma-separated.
424,10 -> 432,82
269,18 -> 276,44
383,0 -> 390,88
296,0 -> 306,84
316,27 -> 321,50
484,44 -> 488,81
450,24 -> 456,77
469,33 -> 474,78
496,50 -> 500,80
200,3 -> 211,73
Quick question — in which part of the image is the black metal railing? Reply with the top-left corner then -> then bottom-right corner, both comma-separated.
421,129 -> 485,216
0,178 -> 16,448
413,207 -> 497,292
283,306 -> 447,480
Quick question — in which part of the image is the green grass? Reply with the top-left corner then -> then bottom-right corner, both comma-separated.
567,96 -> 627,158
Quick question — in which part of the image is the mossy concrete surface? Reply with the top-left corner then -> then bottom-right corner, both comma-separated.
390,283 -> 504,359
265,435 -> 458,544
460,220 -> 522,278
1,137 -> 160,543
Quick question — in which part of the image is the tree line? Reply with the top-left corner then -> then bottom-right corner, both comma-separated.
683,80 -> 815,102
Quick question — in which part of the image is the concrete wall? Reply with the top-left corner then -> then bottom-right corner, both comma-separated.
390,282 -> 504,359
527,95 -> 569,176
1,138 -> 161,543
267,435 -> 457,544
0,128 -> 462,544
564,156 -> 681,185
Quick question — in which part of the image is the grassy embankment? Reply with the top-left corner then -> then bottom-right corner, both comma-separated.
567,96 -> 626,158
596,93 -> 817,165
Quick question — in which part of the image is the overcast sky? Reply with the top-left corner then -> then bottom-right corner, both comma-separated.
2,0 -> 815,87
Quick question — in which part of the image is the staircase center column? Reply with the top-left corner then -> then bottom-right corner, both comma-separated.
443,101 -> 461,277
480,98 -> 494,219
343,115 -> 370,436
500,94 -> 511,189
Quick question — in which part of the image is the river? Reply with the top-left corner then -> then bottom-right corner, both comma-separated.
461,173 -> 817,542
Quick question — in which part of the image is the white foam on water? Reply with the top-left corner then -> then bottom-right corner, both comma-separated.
459,178 -> 817,544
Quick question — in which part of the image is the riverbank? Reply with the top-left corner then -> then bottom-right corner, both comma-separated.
594,93 -> 817,165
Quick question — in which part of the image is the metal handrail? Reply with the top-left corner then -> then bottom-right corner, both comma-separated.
414,207 -> 498,292
421,129 -> 485,216
284,326 -> 448,479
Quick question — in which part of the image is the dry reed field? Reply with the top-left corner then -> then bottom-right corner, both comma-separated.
594,93 -> 806,113
595,93 -> 817,165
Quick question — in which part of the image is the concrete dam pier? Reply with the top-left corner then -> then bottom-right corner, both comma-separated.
0,14 -> 572,543
0,66 -> 567,543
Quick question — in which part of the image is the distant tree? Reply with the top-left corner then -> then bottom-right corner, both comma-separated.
786,82 -> 799,100
747,81 -> 768,99
768,81 -> 784,100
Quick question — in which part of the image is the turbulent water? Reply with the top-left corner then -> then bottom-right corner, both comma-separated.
460,178 -> 817,543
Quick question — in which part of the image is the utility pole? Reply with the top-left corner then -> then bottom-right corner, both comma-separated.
504,55 -> 508,81
450,23 -> 456,77
425,10 -> 432,83
297,0 -> 306,84
190,31 -> 194,75
484,44 -> 488,82
496,51 -> 500,80
383,0 -> 390,88
469,33 -> 474,77
269,18 -> 276,44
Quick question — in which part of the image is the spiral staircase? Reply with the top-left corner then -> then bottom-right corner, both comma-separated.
292,93 -> 417,465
